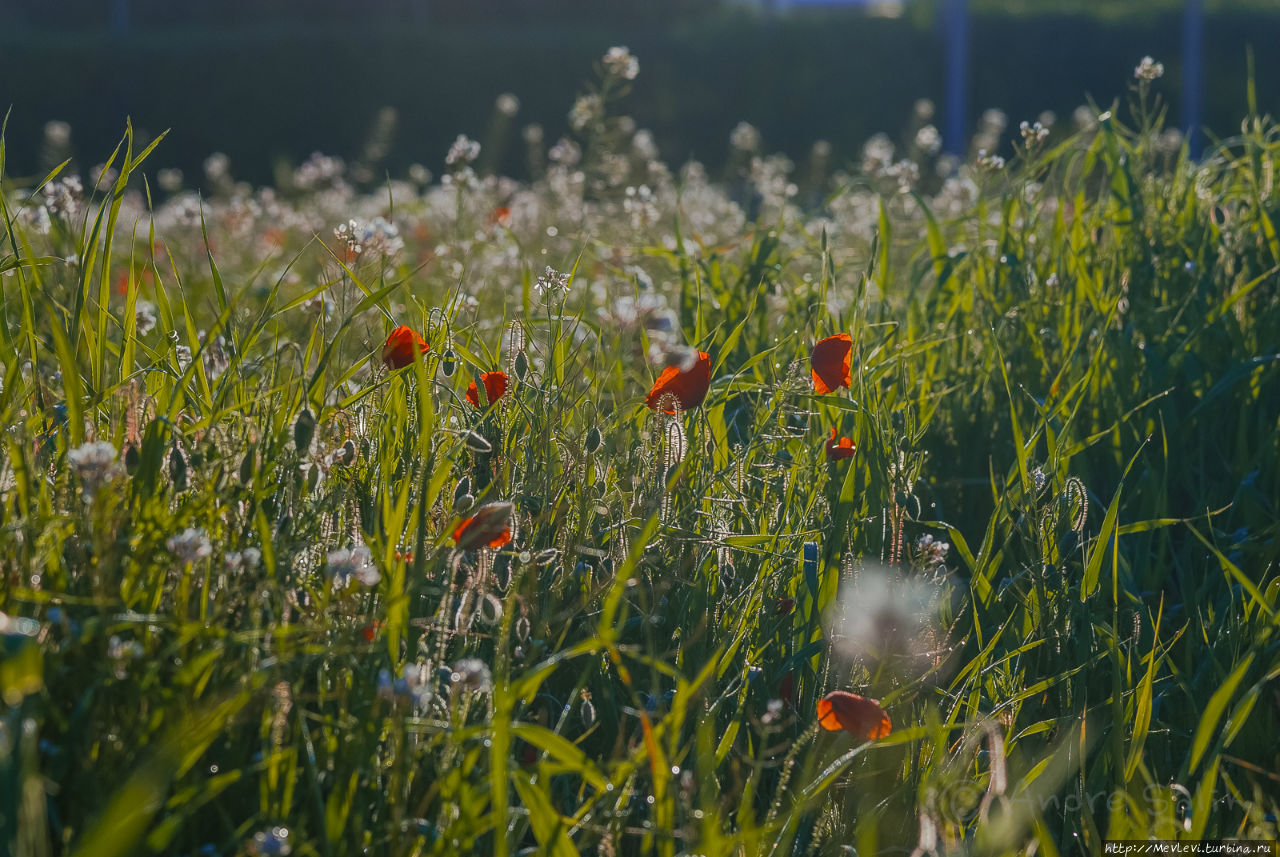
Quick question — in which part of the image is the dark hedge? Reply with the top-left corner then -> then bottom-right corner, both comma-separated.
1,10 -> 1277,187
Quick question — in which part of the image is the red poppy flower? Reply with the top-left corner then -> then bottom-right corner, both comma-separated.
452,501 -> 514,550
645,351 -> 711,413
382,325 -> 430,370
466,371 -> 509,409
361,620 -> 384,642
825,427 -> 857,460
816,691 -> 891,740
811,334 -> 852,394
490,206 -> 512,228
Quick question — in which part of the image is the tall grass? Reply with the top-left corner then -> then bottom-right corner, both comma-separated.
0,55 -> 1277,857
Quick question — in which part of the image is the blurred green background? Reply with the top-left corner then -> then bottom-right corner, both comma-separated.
1,0 -> 1278,185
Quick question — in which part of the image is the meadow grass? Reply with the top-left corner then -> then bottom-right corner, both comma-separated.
0,54 -> 1278,857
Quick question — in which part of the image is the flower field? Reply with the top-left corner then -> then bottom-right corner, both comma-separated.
1,52 -> 1278,856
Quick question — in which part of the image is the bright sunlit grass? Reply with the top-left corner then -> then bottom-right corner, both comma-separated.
0,49 -> 1277,857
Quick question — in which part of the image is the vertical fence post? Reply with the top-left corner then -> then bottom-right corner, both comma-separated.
942,0 -> 969,156
1183,0 -> 1204,158
110,0 -> 130,34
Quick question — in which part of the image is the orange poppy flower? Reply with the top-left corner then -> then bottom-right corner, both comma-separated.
811,334 -> 852,394
452,501 -> 514,550
825,427 -> 856,460
466,371 -> 509,409
817,691 -> 891,740
382,325 -> 430,370
645,351 -> 711,413
490,206 -> 512,228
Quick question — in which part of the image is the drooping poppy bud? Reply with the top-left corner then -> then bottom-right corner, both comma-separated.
645,351 -> 711,413
816,690 -> 891,740
466,371 -> 509,409
825,427 -> 857,460
452,501 -> 514,550
811,334 -> 852,394
382,325 -> 430,370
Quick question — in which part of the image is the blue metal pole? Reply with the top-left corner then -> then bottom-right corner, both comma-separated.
109,0 -> 130,34
943,0 -> 969,156
1183,0 -> 1204,159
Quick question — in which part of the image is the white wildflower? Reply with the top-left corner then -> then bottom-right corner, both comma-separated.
168,527 -> 213,564
602,45 -> 639,81
1134,56 -> 1164,82
916,534 -> 951,569
569,94 -> 603,133
327,544 -> 380,588
495,92 -> 520,117
226,547 -> 262,573
729,121 -> 761,153
915,125 -> 942,156
445,134 -> 481,167
67,441 -> 119,497
534,266 -> 570,298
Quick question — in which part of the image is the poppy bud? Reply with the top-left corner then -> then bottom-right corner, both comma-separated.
584,427 -> 603,453
294,408 -> 315,452
452,500 -> 514,550
463,431 -> 492,454
169,447 -> 187,492
124,444 -> 141,475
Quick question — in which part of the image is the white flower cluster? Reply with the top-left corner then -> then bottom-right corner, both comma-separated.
167,527 -> 213,564
916,534 -> 951,569
43,176 -> 83,220
569,94 -> 604,133
327,543 -> 380,588
333,216 -> 403,260
1134,56 -> 1165,82
730,121 -> 761,153
602,45 -> 639,81
1019,120 -> 1050,146
534,265 -> 570,297
495,92 -> 520,117
68,441 -> 119,497
445,134 -> 481,167
226,547 -> 262,573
